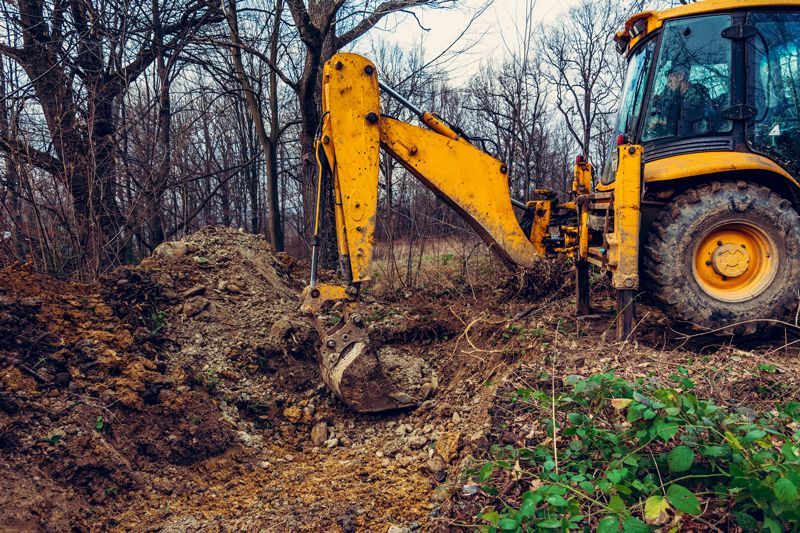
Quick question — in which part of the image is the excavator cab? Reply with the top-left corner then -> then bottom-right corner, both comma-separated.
606,2 -> 800,337
609,6 -> 800,180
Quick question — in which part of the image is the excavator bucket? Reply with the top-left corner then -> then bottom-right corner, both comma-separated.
321,341 -> 413,412
317,317 -> 417,412
300,287 -> 420,412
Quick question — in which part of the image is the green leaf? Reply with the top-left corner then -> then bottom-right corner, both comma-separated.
724,431 -> 743,451
667,446 -> 694,473
732,511 -> 757,530
774,477 -> 799,503
666,484 -> 701,516
479,463 -> 494,482
621,515 -> 652,533
42,434 -> 63,446
744,429 -> 767,442
627,403 -> 646,423
699,445 -> 727,458
607,468 -> 628,484
652,420 -> 680,441
518,492 -> 540,518
546,494 -> 568,507
608,494 -> 626,513
597,516 -> 619,533
480,510 -> 500,526
537,519 -> 561,529
781,442 -> 798,461
644,495 -> 670,524
763,516 -> 782,533
498,517 -> 520,531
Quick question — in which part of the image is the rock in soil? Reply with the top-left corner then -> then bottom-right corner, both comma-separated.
310,422 -> 328,446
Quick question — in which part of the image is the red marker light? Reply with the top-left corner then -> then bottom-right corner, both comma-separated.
616,134 -> 627,146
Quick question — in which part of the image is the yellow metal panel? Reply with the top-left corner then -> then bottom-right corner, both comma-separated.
578,198 -> 589,261
608,145 -> 643,290
528,200 -> 551,257
643,152 -> 800,189
321,53 -> 381,282
573,161 -> 593,195
379,117 -> 538,268
300,283 -> 352,315
595,181 -> 615,193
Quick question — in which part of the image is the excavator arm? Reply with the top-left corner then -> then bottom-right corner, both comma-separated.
300,53 -> 643,412
299,53 -> 542,412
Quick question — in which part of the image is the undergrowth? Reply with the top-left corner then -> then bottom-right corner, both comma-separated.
470,373 -> 800,532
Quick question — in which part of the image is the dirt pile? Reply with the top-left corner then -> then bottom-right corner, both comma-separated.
0,265 -> 236,530
2,227 -> 510,531
112,228 -> 502,530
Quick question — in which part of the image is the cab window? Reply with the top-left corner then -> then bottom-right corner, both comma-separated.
749,12 -> 800,170
600,39 -> 654,185
642,15 -> 732,142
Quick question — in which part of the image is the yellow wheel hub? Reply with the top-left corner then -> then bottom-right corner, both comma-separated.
692,221 -> 778,303
711,243 -> 750,278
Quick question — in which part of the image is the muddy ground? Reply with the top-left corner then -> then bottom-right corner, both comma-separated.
1,227 -> 798,531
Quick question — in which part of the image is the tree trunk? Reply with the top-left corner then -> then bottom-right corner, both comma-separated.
266,0 -> 285,250
146,0 -> 169,249
0,56 -> 25,261
224,0 -> 283,249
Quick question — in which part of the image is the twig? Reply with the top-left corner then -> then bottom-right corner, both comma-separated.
551,320 -> 560,475
673,318 -> 800,340
1,354 -> 52,383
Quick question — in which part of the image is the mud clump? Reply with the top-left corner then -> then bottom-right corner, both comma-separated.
501,256 -> 572,302
377,347 -> 437,401
130,390 -> 234,465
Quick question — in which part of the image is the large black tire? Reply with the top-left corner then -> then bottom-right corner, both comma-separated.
643,181 -> 800,334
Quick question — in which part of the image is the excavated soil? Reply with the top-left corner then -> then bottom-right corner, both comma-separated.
2,227 -> 798,531
0,228 -> 513,531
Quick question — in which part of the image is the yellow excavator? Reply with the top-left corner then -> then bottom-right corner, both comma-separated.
300,0 -> 800,412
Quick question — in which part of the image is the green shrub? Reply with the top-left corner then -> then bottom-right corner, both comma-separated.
472,373 -> 800,532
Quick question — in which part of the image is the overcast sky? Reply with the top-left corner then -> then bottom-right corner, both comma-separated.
354,0 -> 583,82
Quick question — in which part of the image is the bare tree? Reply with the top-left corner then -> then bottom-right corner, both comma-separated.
541,0 -> 629,165
222,0 -> 291,250
0,0 -> 222,273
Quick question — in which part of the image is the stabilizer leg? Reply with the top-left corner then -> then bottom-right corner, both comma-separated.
616,289 -> 636,341
576,261 -> 590,316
